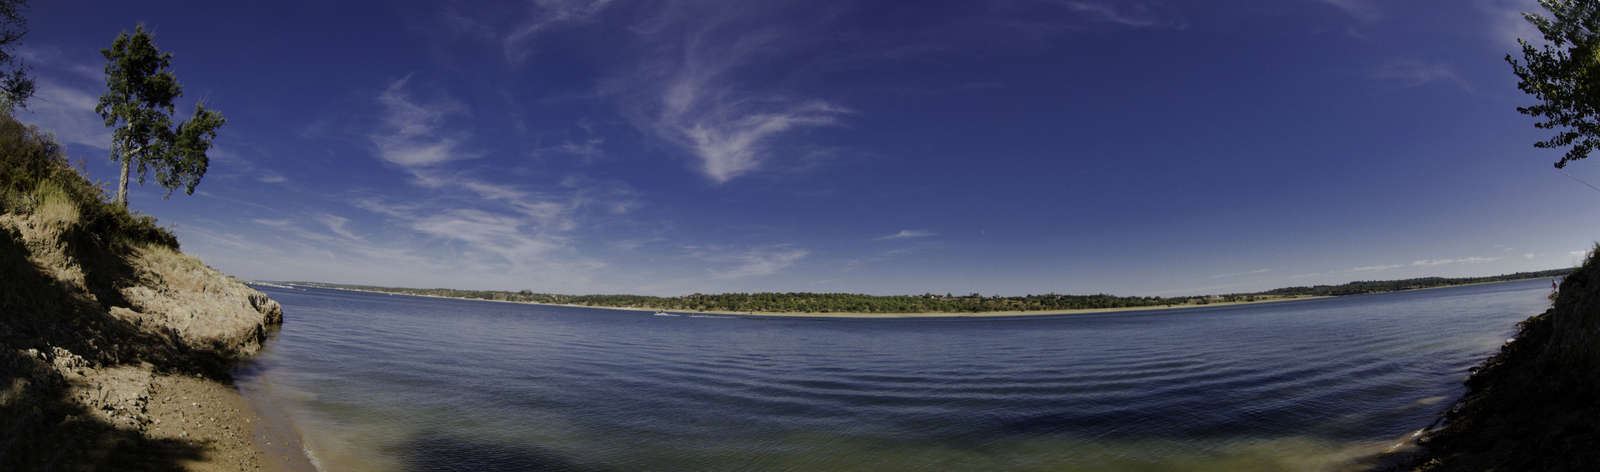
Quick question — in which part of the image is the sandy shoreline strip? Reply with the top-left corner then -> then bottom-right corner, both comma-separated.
139,371 -> 296,472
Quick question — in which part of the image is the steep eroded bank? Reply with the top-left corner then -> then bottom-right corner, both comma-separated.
1409,253 -> 1600,470
0,210 -> 285,471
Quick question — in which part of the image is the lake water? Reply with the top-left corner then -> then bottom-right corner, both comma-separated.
239,279 -> 1555,472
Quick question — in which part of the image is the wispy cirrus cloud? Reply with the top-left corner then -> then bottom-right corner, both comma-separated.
549,138 -> 606,162
1367,59 -> 1471,90
1291,256 -> 1499,279
873,229 -> 937,241
669,100 -> 849,183
1316,0 -> 1380,22
596,1 -> 855,183
370,75 -> 476,167
257,171 -> 287,183
14,48 -> 113,153
316,214 -> 364,242
502,0 -> 615,62
342,76 -> 636,285
406,168 -> 582,229
23,79 -> 111,151
411,208 -> 567,261
717,247 -> 809,279
1210,268 -> 1270,279
1410,256 -> 1498,267
1062,1 -> 1188,29
347,194 -> 603,279
1348,264 -> 1405,273
1483,0 -> 1545,50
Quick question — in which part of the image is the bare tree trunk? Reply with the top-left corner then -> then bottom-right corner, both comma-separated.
115,142 -> 141,208
117,155 -> 129,207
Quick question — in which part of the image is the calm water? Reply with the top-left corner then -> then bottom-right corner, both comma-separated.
239,279 -> 1555,472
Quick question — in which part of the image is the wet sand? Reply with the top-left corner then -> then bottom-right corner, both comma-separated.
139,372 -> 294,472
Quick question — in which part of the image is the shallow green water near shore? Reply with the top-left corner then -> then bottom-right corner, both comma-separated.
240,279 -> 1553,471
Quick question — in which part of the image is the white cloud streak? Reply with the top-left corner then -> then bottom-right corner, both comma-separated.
1410,257 -> 1498,267
503,0 -> 615,62
1062,1 -> 1188,29
716,247 -> 809,279
1289,255 -> 1501,280
296,77 -> 641,289
602,1 -> 854,183
22,79 -> 111,151
316,214 -> 364,242
1368,59 -> 1471,90
1484,0 -> 1547,50
873,230 -> 937,241
370,76 -> 475,167
671,100 -> 848,182
1316,0 -> 1380,22
1348,264 -> 1405,273
1210,269 -> 1270,279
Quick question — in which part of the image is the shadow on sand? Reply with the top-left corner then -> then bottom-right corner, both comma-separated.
0,222 -> 241,470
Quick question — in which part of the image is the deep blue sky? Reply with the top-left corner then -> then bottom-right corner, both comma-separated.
17,0 -> 1597,297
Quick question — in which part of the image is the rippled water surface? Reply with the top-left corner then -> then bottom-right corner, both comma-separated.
241,279 -> 1555,471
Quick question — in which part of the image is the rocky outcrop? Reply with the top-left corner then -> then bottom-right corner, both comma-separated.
1407,256 -> 1600,470
0,211 -> 282,471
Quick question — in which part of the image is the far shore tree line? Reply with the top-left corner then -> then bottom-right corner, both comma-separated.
290,268 -> 1573,314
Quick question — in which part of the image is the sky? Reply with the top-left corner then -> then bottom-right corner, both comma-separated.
13,0 -> 1600,297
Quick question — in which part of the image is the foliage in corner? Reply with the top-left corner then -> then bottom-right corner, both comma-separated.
1508,0 -> 1600,168
0,0 -> 33,111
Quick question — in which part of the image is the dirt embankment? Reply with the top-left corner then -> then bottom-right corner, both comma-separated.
0,211 -> 286,471
1405,257 -> 1600,470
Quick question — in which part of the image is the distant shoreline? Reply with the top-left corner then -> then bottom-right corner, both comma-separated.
269,269 -> 1570,318
259,276 -> 1561,321
267,283 -> 1347,318
652,294 -> 1336,318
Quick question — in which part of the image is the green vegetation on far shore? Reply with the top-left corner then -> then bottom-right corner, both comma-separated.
1258,269 -> 1573,297
289,268 -> 1573,315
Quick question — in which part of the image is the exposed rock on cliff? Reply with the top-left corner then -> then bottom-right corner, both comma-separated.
0,210 -> 283,471
1408,251 -> 1600,470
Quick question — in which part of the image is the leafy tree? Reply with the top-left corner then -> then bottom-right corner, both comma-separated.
96,25 -> 226,207
0,0 -> 34,111
1508,0 -> 1600,168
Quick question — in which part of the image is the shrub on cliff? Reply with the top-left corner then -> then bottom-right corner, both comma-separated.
0,111 -> 177,249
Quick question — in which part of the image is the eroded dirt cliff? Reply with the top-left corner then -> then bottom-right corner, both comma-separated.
0,211 -> 284,471
1407,255 -> 1600,470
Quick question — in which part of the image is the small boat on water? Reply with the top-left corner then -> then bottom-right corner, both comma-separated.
653,311 -> 669,316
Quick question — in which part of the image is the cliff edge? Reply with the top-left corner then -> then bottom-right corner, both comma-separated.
1407,250 -> 1600,470
0,114 -> 285,470
0,212 -> 285,470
